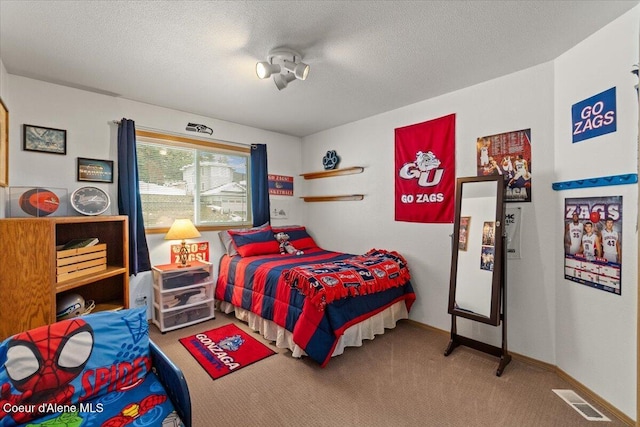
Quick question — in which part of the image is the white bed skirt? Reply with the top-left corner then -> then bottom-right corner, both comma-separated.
217,300 -> 409,359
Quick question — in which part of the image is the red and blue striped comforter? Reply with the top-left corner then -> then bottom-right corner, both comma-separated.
215,247 -> 416,367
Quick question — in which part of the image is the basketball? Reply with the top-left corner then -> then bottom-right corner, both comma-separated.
19,188 -> 59,216
589,211 -> 601,224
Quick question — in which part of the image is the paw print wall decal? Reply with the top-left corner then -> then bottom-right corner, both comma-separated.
322,150 -> 341,170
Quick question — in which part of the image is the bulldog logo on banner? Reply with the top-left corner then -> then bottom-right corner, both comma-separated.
395,114 -> 456,223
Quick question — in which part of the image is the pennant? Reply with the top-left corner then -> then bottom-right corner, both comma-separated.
268,174 -> 294,196
395,114 -> 456,223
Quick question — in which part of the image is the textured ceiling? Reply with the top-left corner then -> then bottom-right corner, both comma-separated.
1,1 -> 638,137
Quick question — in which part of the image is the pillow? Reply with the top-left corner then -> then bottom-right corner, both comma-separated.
219,222 -> 269,256
273,226 -> 319,250
271,224 -> 301,231
0,307 -> 150,424
228,226 -> 280,257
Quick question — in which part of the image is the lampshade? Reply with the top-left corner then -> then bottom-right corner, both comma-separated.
165,219 -> 201,241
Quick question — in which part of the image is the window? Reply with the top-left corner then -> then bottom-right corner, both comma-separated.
135,130 -> 252,230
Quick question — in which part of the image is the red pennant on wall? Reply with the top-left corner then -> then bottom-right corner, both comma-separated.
395,114 -> 456,223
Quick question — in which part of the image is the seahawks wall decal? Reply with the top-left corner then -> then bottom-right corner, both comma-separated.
186,122 -> 213,135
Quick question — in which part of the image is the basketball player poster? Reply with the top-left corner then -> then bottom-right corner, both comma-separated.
564,196 -> 622,295
476,129 -> 532,203
480,221 -> 495,271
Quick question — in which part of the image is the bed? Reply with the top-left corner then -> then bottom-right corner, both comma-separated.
215,225 -> 416,367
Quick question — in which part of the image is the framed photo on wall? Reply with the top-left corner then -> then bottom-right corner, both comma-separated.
77,157 -> 114,183
0,97 -> 8,187
23,124 -> 67,155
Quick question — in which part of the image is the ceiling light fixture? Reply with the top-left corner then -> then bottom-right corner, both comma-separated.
256,48 -> 310,90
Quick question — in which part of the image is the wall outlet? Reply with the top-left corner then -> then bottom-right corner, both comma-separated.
134,294 -> 148,307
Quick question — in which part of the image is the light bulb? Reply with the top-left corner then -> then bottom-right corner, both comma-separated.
256,62 -> 281,79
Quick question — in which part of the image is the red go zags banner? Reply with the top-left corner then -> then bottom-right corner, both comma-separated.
395,114 -> 456,223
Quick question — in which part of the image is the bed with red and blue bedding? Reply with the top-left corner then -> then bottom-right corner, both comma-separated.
215,225 -> 416,367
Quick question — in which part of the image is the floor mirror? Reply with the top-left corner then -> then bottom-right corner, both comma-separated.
444,175 -> 511,376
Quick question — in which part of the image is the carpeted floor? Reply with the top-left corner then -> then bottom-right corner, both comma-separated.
150,313 -> 628,427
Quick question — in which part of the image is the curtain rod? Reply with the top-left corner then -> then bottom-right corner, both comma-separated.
110,120 -> 253,149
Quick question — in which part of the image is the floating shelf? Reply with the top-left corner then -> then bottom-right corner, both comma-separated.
300,166 -> 364,180
300,195 -> 364,202
552,173 -> 638,191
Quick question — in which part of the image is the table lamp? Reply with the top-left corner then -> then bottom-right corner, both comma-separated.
165,219 -> 201,268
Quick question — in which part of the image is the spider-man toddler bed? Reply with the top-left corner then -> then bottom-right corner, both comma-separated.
0,307 -> 190,427
216,225 -> 416,367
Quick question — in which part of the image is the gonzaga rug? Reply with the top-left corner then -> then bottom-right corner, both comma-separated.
179,323 -> 276,379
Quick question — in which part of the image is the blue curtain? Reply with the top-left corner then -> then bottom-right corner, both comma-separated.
250,144 -> 270,226
117,119 -> 151,275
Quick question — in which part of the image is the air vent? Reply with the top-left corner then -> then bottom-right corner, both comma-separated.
553,389 -> 610,422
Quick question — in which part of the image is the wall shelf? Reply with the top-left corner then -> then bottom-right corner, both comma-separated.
300,166 -> 365,202
300,195 -> 364,202
300,166 -> 364,180
552,173 -> 638,191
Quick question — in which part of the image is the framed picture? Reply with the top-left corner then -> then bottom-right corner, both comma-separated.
0,98 -> 7,187
458,216 -> 470,251
77,157 -> 114,183
23,124 -> 67,155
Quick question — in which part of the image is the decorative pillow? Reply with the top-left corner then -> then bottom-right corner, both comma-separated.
0,307 -> 150,425
271,224 -> 301,231
219,222 -> 269,256
228,226 -> 280,257
272,226 -> 319,250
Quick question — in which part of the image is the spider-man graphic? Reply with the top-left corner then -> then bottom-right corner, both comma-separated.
0,319 -> 94,424
101,394 -> 167,427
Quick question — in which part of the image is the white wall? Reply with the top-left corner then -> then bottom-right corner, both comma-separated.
302,7 -> 638,420
0,59 -> 8,212
3,74 -> 303,315
303,61 -> 556,362
0,59 -> 7,99
554,9 -> 638,418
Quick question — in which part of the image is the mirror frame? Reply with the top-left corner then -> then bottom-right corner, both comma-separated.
448,175 -> 505,326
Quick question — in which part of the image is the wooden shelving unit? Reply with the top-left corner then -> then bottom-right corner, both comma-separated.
300,166 -> 365,201
0,215 -> 129,340
300,166 -> 364,180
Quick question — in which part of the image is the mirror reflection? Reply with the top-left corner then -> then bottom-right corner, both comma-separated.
448,175 -> 505,326
454,180 -> 498,318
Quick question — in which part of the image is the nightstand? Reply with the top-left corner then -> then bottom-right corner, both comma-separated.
151,261 -> 215,332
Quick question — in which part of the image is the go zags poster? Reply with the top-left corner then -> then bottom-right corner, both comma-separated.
395,114 -> 455,223
170,241 -> 209,264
